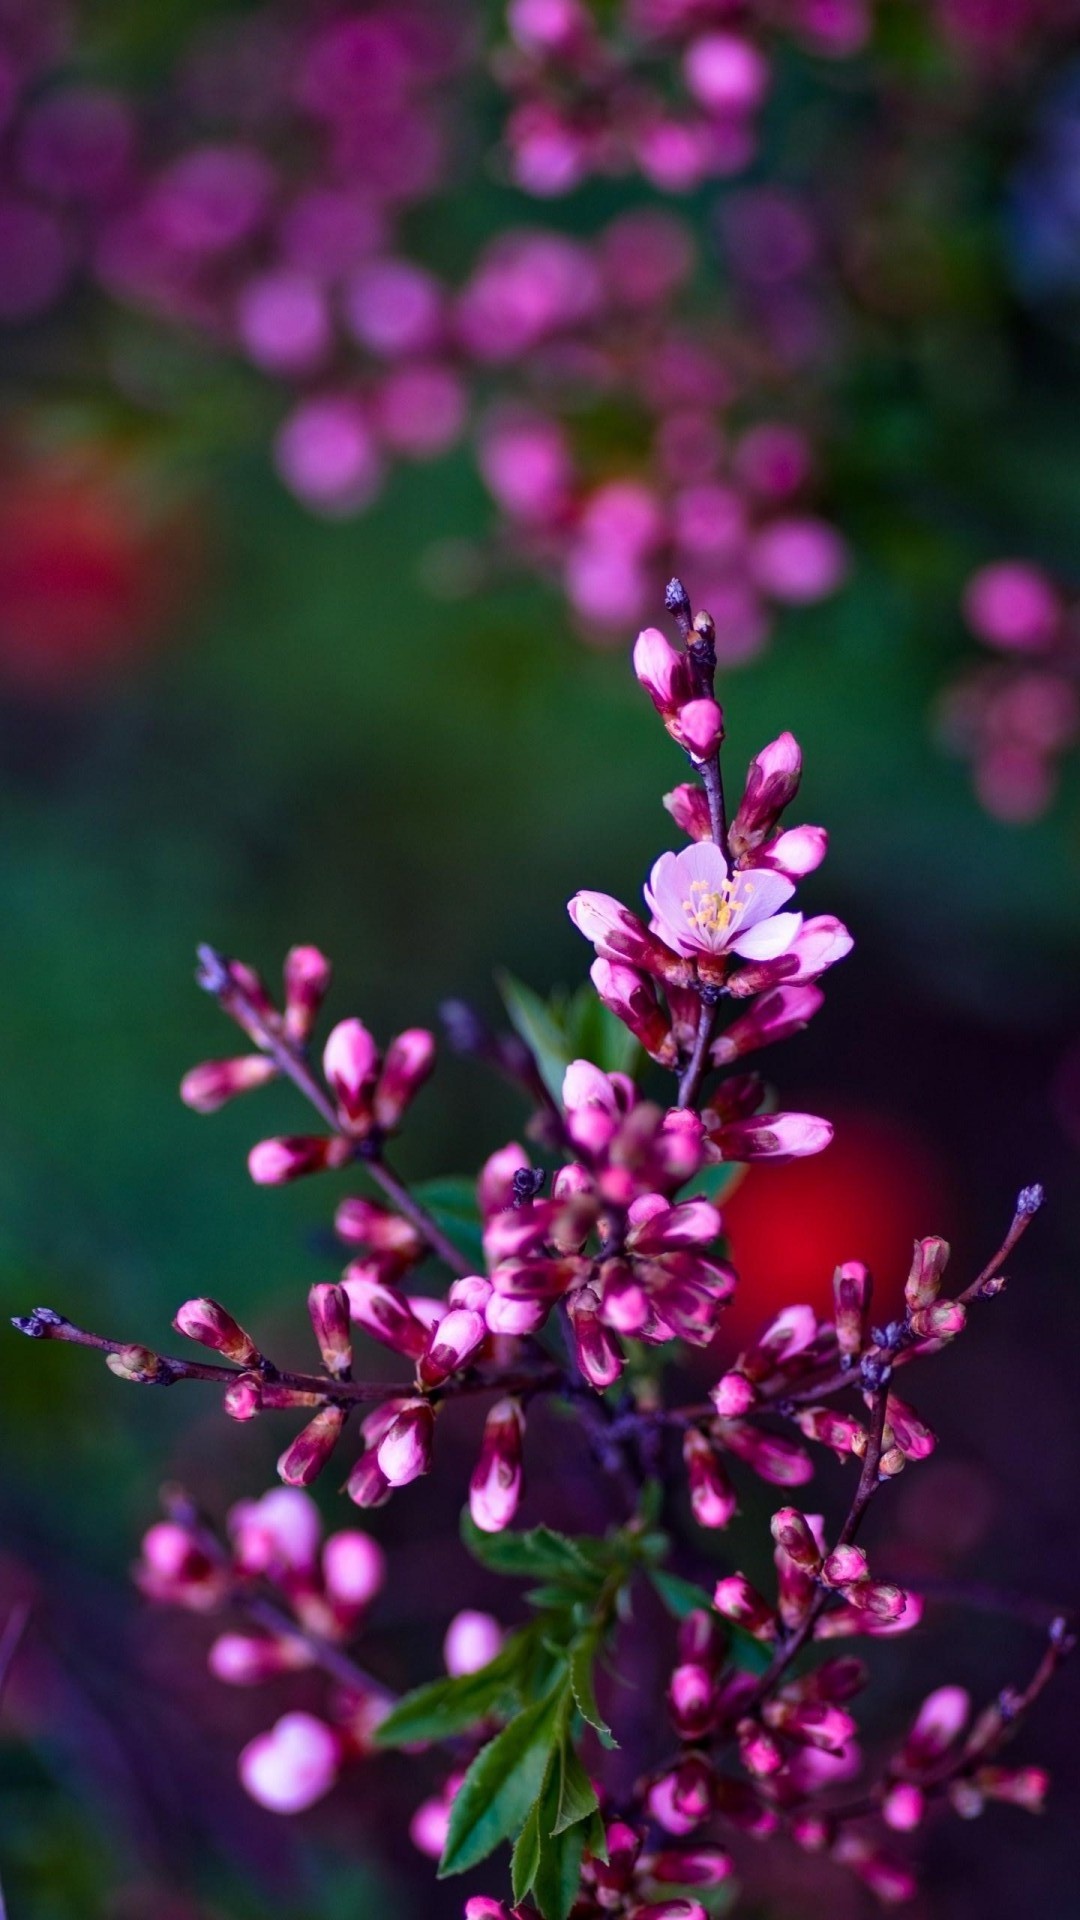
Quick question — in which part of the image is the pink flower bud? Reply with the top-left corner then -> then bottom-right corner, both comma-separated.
282,945 -> 332,1043
106,1345 -> 164,1384
974,1765 -> 1049,1812
908,1299 -> 967,1341
346,1450 -> 392,1509
684,33 -> 770,114
335,1196 -> 424,1265
376,1399 -> 435,1487
770,1507 -> 823,1573
722,1423 -> 814,1486
844,1580 -> 907,1622
903,1685 -> 971,1768
323,1018 -> 380,1126
229,1487 -> 320,1574
322,1529 -> 385,1611
711,1111 -> 833,1162
248,1135 -> 348,1184
668,1661 -> 717,1740
224,1374 -> 262,1421
674,697 -> 725,761
209,1632 -> 312,1685
963,561 -> 1061,653
443,1609 -> 504,1676
484,1291 -> 549,1336
712,1573 -> 777,1639
180,1054 -> 277,1113
469,1396 -> 525,1533
882,1782 -> 925,1832
711,984 -> 824,1064
833,1260 -> 871,1356
238,1711 -> 340,1813
648,1849 -> 733,1887
729,732 -> 801,855
795,1405 -> 867,1458
783,915 -> 854,984
664,783 -> 713,842
822,1545 -> 869,1587
904,1236 -> 951,1312
417,1306 -> 486,1388
710,1371 -> 757,1417
683,1428 -> 737,1529
590,958 -> 673,1061
464,1900 -> 514,1920
343,1270 -> 430,1361
567,1287 -> 626,1388
568,890 -> 691,986
277,1404 -> 347,1487
174,1297 -> 261,1367
738,1718 -> 783,1777
647,1756 -> 714,1834
634,625 -> 687,711
755,824 -> 828,878
882,1393 -> 936,1461
478,1142 -> 530,1217
308,1283 -> 352,1378
831,1833 -> 916,1905
633,1903 -> 708,1920
374,1028 -> 436,1130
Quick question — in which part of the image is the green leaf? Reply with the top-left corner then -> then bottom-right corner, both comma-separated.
462,1512 -> 606,1588
648,1570 -> 772,1675
496,970 -> 572,1104
410,1175 -> 485,1269
551,1738 -> 599,1835
510,1795 -> 543,1905
563,984 -> 640,1077
568,1636 -> 617,1749
438,1689 -> 563,1878
582,1805 -> 608,1865
374,1631 -> 531,1747
532,1761 -> 589,1920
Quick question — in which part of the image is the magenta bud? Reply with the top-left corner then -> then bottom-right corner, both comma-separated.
223,1373 -> 262,1421
770,1507 -> 823,1574
376,1398 -> 435,1487
683,1428 -> 737,1530
729,732 -> 802,855
903,1685 -> 971,1768
674,697 -> 724,761
737,1718 -> 783,1777
709,1370 -> 757,1417
567,1286 -> 626,1389
282,944 -> 332,1043
712,1111 -> 833,1163
664,782 -> 713,842
448,1274 -> 493,1313
632,1903 -> 708,1920
904,1236 -> 951,1312
668,1661 -> 717,1740
174,1297 -> 261,1367
974,1765 -> 1049,1813
308,1283 -> 352,1378
322,1528 -> 385,1611
647,1755 -> 715,1835
711,984 -> 824,1065
882,1782 -> 925,1832
712,1573 -> 777,1639
634,625 -> 688,711
373,1027 -> 436,1130
443,1609 -> 504,1677
323,1018 -> 380,1126
721,1423 -> 814,1486
417,1306 -> 486,1388
346,1450 -> 392,1509
822,1545 -> 868,1588
909,1299 -> 967,1341
334,1197 -> 424,1264
343,1270 -> 430,1361
277,1404 -> 347,1487
469,1396 -> 525,1533
248,1135 -> 349,1184
590,957 -> 674,1062
648,1848 -> 733,1888
568,890 -> 692,988
845,1580 -> 907,1622
832,1260 -> 871,1356
238,1711 -> 340,1814
795,1405 -> 868,1458
180,1054 -> 277,1113
209,1632 -> 312,1685
106,1344 -> 165,1383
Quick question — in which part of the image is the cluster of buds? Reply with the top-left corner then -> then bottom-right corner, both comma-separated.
940,558 -> 1080,824
493,0 -> 872,198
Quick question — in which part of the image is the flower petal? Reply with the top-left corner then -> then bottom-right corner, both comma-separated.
730,911 -> 803,960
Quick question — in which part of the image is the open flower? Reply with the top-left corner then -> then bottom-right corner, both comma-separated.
645,841 -> 801,963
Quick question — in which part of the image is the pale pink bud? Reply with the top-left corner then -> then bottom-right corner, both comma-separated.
209,1632 -> 312,1685
822,1545 -> 868,1587
903,1685 -> 971,1768
323,1018 -> 380,1126
417,1306 -> 486,1388
683,1428 -> 737,1529
568,890 -> 690,985
181,1055 -> 277,1113
484,1291 -> 549,1336
904,1236 -> 950,1312
771,1507 -> 822,1573
282,944 -> 332,1043
464,1900 -> 514,1920
833,1261 -> 871,1357
477,1142 -> 530,1217
346,1450 -> 392,1508
712,1111 -> 833,1162
664,782 -> 712,841
738,1719 -> 783,1777
248,1135 -> 347,1184
410,1791 -> 452,1857
729,732 -> 801,855
567,1287 -> 625,1389
669,1661 -> 717,1740
647,1756 -> 714,1835
974,1765 -> 1049,1812
710,1371 -> 757,1417
674,698 -> 725,761
335,1197 -> 423,1265
908,1299 -> 966,1341
633,625 -> 686,711
590,958 -> 673,1060
883,1393 -> 936,1461
224,1374 -> 262,1421
684,33 -> 770,113
882,1782 -> 925,1832
308,1283 -> 352,1378
649,1849 -> 733,1887
229,1488 -> 320,1574
277,1405 -> 347,1487
444,1609 -> 504,1676
722,1424 -> 814,1486
136,1521 -> 221,1608
238,1711 -> 340,1813
756,824 -> 828,878
783,915 -> 853,984
343,1270 -> 430,1361
322,1530 -> 385,1610
174,1297 -> 261,1367
845,1580 -> 907,1621
712,1573 -> 777,1639
469,1397 -> 525,1533
373,1028 -> 435,1130
376,1399 -> 435,1487
711,984 -> 823,1064
795,1405 -> 867,1458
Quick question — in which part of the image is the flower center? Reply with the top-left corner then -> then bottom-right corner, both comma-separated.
681,875 -> 749,940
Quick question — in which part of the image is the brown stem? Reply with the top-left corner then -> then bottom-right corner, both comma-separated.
677,997 -> 718,1109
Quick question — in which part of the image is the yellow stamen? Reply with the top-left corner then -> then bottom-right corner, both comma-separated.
681,875 -> 752,940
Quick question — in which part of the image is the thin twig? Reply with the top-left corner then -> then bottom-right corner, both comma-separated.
677,997 -> 719,1110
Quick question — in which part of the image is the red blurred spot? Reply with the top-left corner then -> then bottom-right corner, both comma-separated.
0,447 -> 203,692
718,1108 -> 952,1355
